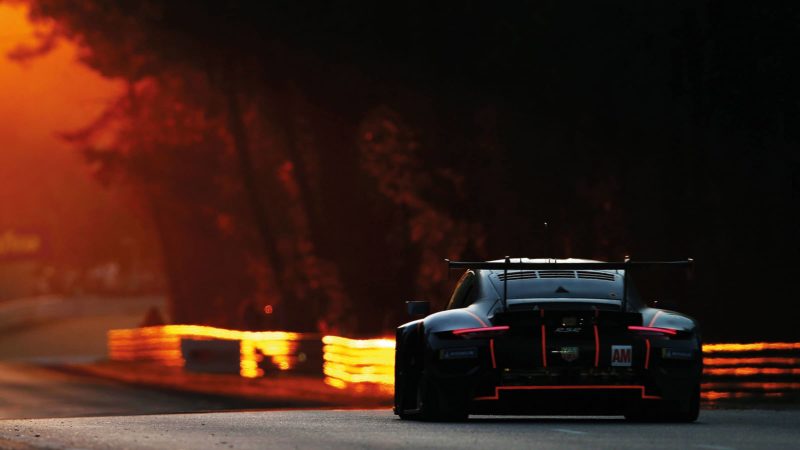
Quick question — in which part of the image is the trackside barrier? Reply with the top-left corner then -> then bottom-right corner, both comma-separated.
108,327 -> 800,401
318,339 -> 800,401
107,325 -> 310,378
701,342 -> 800,402
321,335 -> 395,393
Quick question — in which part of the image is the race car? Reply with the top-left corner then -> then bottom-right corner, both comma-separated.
394,258 -> 701,422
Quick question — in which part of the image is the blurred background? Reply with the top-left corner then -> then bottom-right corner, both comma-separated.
0,0 -> 797,356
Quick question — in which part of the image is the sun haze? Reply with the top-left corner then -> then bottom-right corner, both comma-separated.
0,3 -> 148,297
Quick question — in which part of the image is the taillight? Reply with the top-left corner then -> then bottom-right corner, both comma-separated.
628,325 -> 678,335
452,325 -> 509,339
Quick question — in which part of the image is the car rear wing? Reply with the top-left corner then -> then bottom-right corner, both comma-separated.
445,258 -> 694,312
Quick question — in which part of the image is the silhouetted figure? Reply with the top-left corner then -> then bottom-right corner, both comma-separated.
140,306 -> 165,327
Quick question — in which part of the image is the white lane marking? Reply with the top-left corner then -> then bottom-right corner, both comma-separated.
552,428 -> 587,435
694,445 -> 735,450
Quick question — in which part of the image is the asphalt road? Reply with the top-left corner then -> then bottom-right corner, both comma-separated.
0,362 -> 798,449
0,363 -> 262,419
1,409 -> 798,450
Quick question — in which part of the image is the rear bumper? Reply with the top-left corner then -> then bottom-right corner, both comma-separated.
425,320 -> 701,414
427,350 -> 700,415
470,385 -> 657,415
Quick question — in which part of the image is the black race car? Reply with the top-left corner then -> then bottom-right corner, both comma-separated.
394,258 -> 701,422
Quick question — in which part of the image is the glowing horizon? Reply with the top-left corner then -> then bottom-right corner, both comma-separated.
0,3 -> 127,274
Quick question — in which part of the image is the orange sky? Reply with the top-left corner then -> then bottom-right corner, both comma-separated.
0,4 -> 122,146
0,3 -> 119,222
0,3 -> 150,273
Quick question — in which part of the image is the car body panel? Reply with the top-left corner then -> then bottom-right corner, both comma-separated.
394,258 -> 701,419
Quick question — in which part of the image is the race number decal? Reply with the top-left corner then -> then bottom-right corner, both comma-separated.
611,345 -> 632,367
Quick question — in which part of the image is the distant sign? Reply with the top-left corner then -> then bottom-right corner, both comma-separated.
0,229 -> 45,261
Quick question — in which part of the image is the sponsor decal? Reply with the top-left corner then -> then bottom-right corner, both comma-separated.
559,346 -> 580,362
554,327 -> 582,333
556,316 -> 583,333
611,345 -> 632,366
440,347 -> 478,360
662,348 -> 694,360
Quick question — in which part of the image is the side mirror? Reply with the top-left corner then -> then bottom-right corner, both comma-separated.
406,300 -> 431,317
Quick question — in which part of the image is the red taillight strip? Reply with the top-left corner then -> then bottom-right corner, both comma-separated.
474,385 -> 662,401
645,338 -> 651,369
593,324 -> 600,367
540,309 -> 547,368
628,325 -> 677,335
593,307 -> 600,367
490,339 -> 497,369
452,325 -> 509,335
541,325 -> 547,368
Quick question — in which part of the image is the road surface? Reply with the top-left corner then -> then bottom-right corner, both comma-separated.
1,362 -> 798,449
2,409 -> 799,449
0,363 -> 266,419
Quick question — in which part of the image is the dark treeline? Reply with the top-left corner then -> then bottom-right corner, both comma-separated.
19,1 -> 798,340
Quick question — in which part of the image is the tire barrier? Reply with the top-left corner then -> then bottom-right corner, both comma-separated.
108,327 -> 800,402
321,335 -> 395,392
702,342 -> 800,402
107,325 -> 312,378
317,340 -> 800,400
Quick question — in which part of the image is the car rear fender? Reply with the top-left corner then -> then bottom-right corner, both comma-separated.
423,308 -> 491,336
642,308 -> 699,335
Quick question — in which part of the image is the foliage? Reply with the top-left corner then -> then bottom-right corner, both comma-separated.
13,1 -> 800,339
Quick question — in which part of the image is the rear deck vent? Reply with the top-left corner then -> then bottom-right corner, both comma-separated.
576,271 -> 616,281
497,270 -> 615,282
537,270 -> 577,279
497,271 -> 539,281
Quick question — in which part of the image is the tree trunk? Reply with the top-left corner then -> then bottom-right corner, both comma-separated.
223,71 -> 296,329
